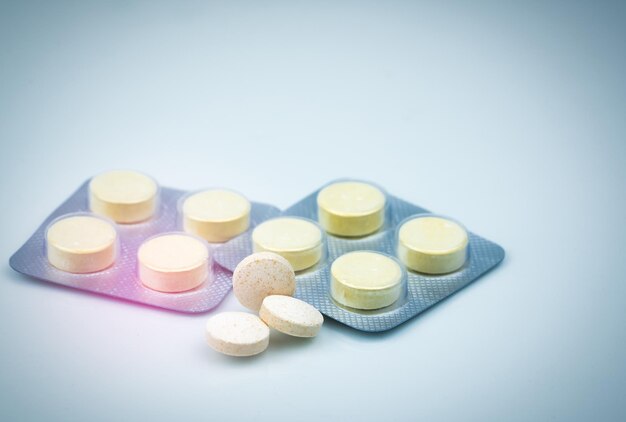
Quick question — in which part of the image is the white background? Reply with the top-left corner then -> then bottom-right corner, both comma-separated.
1,1 -> 625,421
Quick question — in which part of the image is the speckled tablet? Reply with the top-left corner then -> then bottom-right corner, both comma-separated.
232,252 -> 296,312
205,312 -> 270,357
259,295 -> 323,337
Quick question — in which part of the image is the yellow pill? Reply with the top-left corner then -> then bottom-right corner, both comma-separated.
252,217 -> 323,271
182,189 -> 251,243
89,170 -> 158,223
317,181 -> 385,237
397,215 -> 468,274
46,215 -> 117,273
330,251 -> 403,310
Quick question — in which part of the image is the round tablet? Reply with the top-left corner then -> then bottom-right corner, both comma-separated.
260,295 -> 324,338
317,181 -> 386,237
138,233 -> 209,293
233,252 -> 296,312
330,251 -> 403,310
252,217 -> 323,271
182,189 -> 251,243
89,170 -> 158,223
397,215 -> 468,274
46,215 -> 117,273
205,312 -> 270,357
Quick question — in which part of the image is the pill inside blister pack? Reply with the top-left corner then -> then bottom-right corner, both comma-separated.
217,179 -> 505,332
9,170 -> 281,313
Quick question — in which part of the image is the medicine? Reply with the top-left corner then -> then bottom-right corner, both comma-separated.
330,251 -> 403,310
138,233 -> 209,293
46,215 -> 117,273
182,189 -> 251,243
252,217 -> 323,271
205,312 -> 270,357
317,181 -> 386,237
260,295 -> 324,338
89,170 -> 158,223
397,215 -> 468,274
233,252 -> 296,312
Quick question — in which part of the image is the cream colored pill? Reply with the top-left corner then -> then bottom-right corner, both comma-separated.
260,295 -> 324,337
317,181 -> 386,237
205,312 -> 270,357
397,216 -> 468,274
46,215 -> 117,273
233,252 -> 296,312
331,251 -> 403,310
138,233 -> 209,293
89,170 -> 158,223
252,217 -> 322,271
183,189 -> 251,243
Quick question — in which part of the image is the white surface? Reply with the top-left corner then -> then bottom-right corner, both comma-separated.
1,1 -> 625,421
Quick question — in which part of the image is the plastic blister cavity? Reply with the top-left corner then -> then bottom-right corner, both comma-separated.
396,214 -> 469,275
10,178 -> 280,313
178,188 -> 252,243
89,170 -> 161,224
137,231 -> 212,293
329,251 -> 409,313
214,216 -> 329,276
251,216 -> 327,272
316,180 -> 388,237
45,212 -> 120,274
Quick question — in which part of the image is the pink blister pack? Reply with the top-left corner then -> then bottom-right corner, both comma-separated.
9,175 -> 280,313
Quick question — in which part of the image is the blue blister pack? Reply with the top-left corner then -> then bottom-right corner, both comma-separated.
215,179 -> 505,332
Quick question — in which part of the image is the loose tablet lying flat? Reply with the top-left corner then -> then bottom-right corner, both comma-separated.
138,233 -> 209,293
89,170 -> 158,223
330,251 -> 403,310
317,181 -> 385,237
251,217 -> 323,271
182,189 -> 251,243
397,215 -> 468,274
46,215 -> 117,273
233,252 -> 296,312
205,312 -> 270,357
260,295 -> 323,337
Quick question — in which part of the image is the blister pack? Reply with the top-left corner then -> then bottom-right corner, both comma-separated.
216,179 -> 505,332
10,172 -> 280,313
